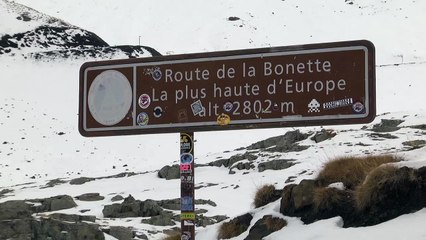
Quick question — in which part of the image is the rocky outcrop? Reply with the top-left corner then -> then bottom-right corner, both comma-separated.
0,195 -> 104,240
370,119 -> 404,132
258,159 -> 296,172
158,165 -> 180,180
247,130 -> 310,152
103,195 -> 163,218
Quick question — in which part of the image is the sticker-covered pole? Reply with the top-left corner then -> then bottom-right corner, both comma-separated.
180,132 -> 195,240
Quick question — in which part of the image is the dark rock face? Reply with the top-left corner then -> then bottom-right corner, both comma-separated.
311,129 -> 336,143
245,215 -> 287,240
76,193 -> 105,202
158,164 -> 180,180
33,195 -> 78,212
247,130 -> 310,152
103,195 -> 162,218
258,159 -> 295,172
0,219 -> 32,240
108,226 -> 134,240
32,217 -> 104,240
0,200 -> 33,220
70,177 -> 95,185
371,119 -> 404,132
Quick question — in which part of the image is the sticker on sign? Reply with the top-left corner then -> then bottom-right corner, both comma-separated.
79,40 -> 375,137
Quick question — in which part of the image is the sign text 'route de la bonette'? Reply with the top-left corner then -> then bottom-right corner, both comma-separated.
79,40 -> 375,137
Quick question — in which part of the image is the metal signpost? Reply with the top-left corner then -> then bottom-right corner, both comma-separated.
79,40 -> 376,240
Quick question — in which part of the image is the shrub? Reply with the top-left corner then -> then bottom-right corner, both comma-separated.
217,213 -> 252,239
263,215 -> 287,231
313,187 -> 349,212
316,155 -> 401,189
254,184 -> 277,208
355,165 -> 418,211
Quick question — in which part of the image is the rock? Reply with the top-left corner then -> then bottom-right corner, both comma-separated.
368,133 -> 399,139
70,177 -> 94,185
0,219 -> 32,239
158,199 -> 180,210
292,180 -> 317,210
158,165 -> 180,180
311,129 -> 336,143
31,195 -> 77,212
402,140 -> 426,149
41,178 -> 67,189
32,217 -> 104,240
111,195 -> 124,202
48,213 -> 96,223
0,200 -> 33,220
371,119 -> 404,132
279,184 -> 297,215
103,195 -> 162,218
140,200 -> 163,217
209,152 -> 258,168
141,212 -> 175,226
109,226 -> 133,240
0,188 -> 13,198
258,159 -> 296,172
76,193 -> 105,201
247,130 -> 310,151
196,215 -> 228,227
245,215 -> 287,240
103,195 -> 140,218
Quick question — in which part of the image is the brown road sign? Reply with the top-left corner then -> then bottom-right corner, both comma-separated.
79,40 -> 375,137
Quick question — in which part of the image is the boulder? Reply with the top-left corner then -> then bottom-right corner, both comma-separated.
0,219 -> 32,239
109,226 -> 134,240
103,195 -> 162,218
76,193 -> 105,201
70,177 -> 95,185
292,180 -> 316,210
371,119 -> 404,132
247,130 -> 310,151
141,212 -> 175,226
0,200 -> 33,220
311,129 -> 336,143
258,159 -> 295,172
158,165 -> 180,180
32,217 -> 104,240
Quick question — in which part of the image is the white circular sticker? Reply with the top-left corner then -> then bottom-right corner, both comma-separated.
88,70 -> 132,126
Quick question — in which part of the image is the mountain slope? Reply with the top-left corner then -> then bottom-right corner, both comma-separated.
0,0 -> 160,59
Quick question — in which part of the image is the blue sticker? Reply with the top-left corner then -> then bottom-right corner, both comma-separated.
181,196 -> 193,211
180,153 -> 194,164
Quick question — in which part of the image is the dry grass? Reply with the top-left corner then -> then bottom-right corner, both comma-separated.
217,213 -> 252,239
354,165 -> 418,210
217,221 -> 248,239
162,233 -> 181,240
316,155 -> 401,189
254,184 -> 276,208
313,187 -> 349,211
263,215 -> 287,231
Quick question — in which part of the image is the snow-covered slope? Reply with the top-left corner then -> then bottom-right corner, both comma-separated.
0,0 -> 159,59
1,0 -> 426,239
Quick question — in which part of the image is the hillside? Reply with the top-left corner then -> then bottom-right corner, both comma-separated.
1,0 -> 426,239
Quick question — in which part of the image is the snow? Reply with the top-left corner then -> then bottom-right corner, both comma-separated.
1,0 -> 426,239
